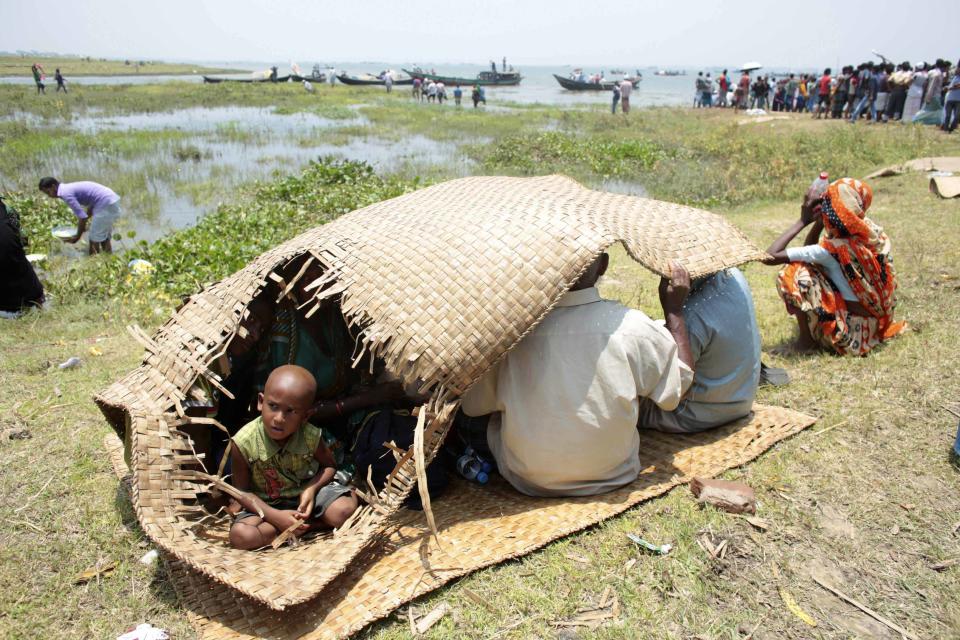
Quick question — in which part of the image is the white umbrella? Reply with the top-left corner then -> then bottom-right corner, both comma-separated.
740,61 -> 763,72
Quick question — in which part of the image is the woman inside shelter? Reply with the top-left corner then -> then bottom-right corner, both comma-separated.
763,177 -> 906,356
181,293 -> 276,472
253,261 -> 408,463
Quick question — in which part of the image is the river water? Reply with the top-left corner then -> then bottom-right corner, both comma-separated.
0,64 -> 721,107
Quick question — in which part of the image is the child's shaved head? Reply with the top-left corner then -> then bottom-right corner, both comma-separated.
264,365 -> 317,405
259,365 -> 317,442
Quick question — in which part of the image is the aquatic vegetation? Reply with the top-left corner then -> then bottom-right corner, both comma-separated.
0,82 -> 366,120
274,103 -> 357,120
480,130 -> 665,177
172,144 -> 204,162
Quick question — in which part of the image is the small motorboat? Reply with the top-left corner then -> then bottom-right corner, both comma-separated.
336,71 -> 413,86
553,74 -> 641,91
404,68 -> 522,86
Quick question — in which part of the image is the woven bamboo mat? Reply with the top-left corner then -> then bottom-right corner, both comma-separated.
106,404 -> 815,640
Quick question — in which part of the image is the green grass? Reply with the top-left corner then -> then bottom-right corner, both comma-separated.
0,82 -> 373,120
1,88 -> 960,639
477,108 -> 955,207
0,54 -> 239,77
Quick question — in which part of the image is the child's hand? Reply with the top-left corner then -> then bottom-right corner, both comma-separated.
297,486 -> 318,519
279,510 -> 310,536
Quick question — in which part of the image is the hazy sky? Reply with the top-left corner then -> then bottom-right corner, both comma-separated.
4,0 -> 958,68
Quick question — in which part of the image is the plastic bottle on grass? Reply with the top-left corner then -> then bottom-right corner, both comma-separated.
58,356 -> 81,370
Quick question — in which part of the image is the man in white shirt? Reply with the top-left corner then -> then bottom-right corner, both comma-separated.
460,255 -> 694,497
619,79 -> 633,113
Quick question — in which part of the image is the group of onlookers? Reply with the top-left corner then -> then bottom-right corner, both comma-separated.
411,78 -> 484,108
694,59 -> 960,132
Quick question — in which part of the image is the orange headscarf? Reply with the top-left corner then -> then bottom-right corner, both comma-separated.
818,178 -> 903,338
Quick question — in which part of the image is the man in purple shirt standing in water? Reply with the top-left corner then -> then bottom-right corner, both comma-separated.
39,177 -> 122,254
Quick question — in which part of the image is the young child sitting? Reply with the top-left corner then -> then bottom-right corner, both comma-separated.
228,364 -> 359,550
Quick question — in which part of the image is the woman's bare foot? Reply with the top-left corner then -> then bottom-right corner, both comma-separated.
769,341 -> 819,356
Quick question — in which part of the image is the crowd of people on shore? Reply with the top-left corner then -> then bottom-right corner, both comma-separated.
691,58 -> 960,131
411,77 -> 487,108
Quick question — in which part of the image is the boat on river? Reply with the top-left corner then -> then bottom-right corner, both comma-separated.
202,75 -> 291,84
291,73 -> 326,83
553,74 -> 641,91
336,72 -> 413,86
403,68 -> 522,86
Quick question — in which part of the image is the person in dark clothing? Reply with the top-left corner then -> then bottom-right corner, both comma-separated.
55,68 -> 67,93
885,62 -> 912,122
0,195 -> 45,317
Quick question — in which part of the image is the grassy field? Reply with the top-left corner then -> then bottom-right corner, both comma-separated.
1,89 -> 959,639
0,54 -> 239,77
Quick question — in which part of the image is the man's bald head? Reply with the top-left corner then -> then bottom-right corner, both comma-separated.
264,365 -> 317,406
571,252 -> 609,291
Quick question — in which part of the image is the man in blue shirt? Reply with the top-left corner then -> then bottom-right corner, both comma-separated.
849,62 -> 878,123
638,268 -> 761,432
39,177 -> 122,254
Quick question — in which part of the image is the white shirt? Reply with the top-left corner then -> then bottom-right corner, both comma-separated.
619,80 -> 632,98
786,245 -> 857,301
461,287 -> 693,497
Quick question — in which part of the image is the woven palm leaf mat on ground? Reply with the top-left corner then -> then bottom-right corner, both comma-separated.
106,404 -> 815,640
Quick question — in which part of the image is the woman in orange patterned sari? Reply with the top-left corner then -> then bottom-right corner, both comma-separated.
763,178 -> 906,355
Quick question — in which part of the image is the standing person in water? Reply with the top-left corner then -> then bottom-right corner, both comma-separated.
39,177 -> 122,254
619,77 -> 633,113
611,81 -> 621,114
55,68 -> 67,93
31,63 -> 45,94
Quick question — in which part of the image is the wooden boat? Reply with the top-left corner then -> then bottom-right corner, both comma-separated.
403,68 -> 521,86
553,74 -> 640,91
336,73 -> 414,86
202,75 -> 291,84
291,73 -> 327,83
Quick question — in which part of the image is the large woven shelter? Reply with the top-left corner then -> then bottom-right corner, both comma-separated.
95,174 -> 768,611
